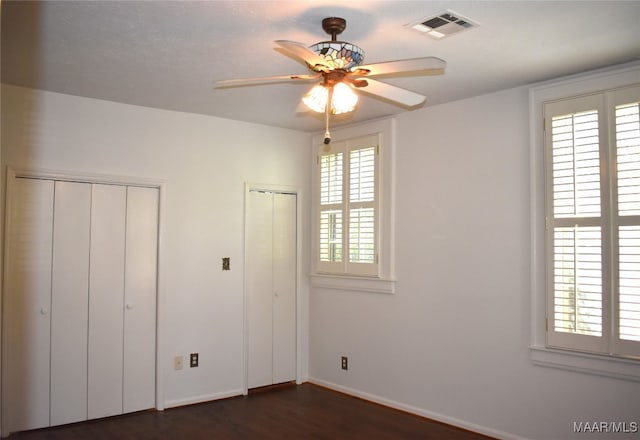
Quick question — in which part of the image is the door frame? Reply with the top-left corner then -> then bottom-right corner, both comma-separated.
1,167 -> 166,436
243,183 -> 303,394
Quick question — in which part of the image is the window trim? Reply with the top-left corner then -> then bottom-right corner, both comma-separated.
311,118 -> 396,294
529,61 -> 640,381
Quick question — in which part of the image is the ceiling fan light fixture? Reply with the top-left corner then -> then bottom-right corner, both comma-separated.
217,16 -> 445,128
302,82 -> 358,115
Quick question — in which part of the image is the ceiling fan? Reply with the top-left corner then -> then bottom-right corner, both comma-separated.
215,17 -> 446,143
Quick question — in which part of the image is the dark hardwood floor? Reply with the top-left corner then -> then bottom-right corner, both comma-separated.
9,383 -> 495,439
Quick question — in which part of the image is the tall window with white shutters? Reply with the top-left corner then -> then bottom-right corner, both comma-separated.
544,84 -> 640,358
317,134 -> 379,276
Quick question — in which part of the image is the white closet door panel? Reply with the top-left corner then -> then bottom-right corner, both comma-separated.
5,178 -> 54,432
247,191 -> 274,389
272,193 -> 296,384
88,184 -> 126,419
50,181 -> 91,426
123,186 -> 158,413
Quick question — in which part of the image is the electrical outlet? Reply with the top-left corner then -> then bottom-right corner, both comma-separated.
341,356 -> 348,371
174,355 -> 183,370
190,352 -> 199,368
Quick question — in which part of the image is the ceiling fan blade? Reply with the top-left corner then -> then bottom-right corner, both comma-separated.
358,78 -> 427,107
274,40 -> 329,71
215,73 -> 320,88
357,57 -> 446,77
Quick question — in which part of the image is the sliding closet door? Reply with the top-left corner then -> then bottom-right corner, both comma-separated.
247,190 -> 296,389
3,177 -> 159,434
4,178 -> 54,432
123,186 -> 158,412
247,191 -> 275,389
272,193 -> 297,384
50,181 -> 91,426
88,184 -> 127,419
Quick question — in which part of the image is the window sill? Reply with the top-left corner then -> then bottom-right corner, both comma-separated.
530,345 -> 640,382
309,273 -> 396,294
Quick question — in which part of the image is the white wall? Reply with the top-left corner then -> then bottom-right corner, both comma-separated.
1,84 -> 311,407
3,80 -> 639,439
308,86 -> 640,439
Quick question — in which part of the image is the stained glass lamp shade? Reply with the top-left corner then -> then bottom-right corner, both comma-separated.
309,41 -> 365,70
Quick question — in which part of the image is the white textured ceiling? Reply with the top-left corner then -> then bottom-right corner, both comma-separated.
2,1 -> 640,132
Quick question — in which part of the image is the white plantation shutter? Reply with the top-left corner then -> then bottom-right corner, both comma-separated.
349,147 -> 376,264
546,93 -> 608,354
319,210 -> 342,263
349,147 -> 375,203
551,110 -> 601,218
613,93 -> 640,355
319,153 -> 343,266
349,208 -> 375,263
553,226 -> 603,337
316,135 -> 379,276
618,226 -> 640,342
320,153 -> 343,205
616,102 -> 640,216
545,84 -> 640,358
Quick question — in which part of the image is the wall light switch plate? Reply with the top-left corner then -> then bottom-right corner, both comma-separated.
174,355 -> 183,370
190,352 -> 199,368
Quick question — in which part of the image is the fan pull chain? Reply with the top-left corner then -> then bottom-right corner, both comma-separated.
323,86 -> 333,144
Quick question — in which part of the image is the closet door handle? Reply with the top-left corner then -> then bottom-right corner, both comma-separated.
126,303 -> 134,310
40,307 -> 49,315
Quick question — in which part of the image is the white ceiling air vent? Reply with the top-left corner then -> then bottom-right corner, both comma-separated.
409,11 -> 476,40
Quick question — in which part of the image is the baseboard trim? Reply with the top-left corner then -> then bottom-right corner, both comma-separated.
163,388 -> 244,409
307,377 -> 528,440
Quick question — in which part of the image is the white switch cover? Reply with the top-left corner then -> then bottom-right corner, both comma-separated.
174,355 -> 183,370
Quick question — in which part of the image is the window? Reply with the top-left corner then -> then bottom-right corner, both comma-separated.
317,134 -> 379,277
310,118 -> 396,293
544,84 -> 640,359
